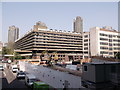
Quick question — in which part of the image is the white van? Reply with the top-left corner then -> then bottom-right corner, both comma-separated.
0,65 -> 4,71
25,74 -> 37,87
12,65 -> 19,73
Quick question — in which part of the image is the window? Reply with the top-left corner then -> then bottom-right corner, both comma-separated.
84,39 -> 88,42
109,48 -> 113,50
100,33 -> 108,37
84,35 -> 88,38
109,43 -> 112,46
109,35 -> 112,38
84,47 -> 88,50
100,38 -> 108,41
100,51 -> 108,54
100,42 -> 108,45
84,43 -> 88,46
109,52 -> 113,55
100,47 -> 108,50
84,66 -> 87,71
109,39 -> 112,42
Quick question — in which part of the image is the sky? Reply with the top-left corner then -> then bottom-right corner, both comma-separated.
1,2 -> 118,43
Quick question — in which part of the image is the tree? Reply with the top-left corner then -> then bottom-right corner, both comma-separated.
14,52 -> 22,60
116,52 -> 120,59
2,47 -> 14,56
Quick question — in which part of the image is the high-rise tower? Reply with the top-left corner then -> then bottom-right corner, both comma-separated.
33,21 -> 48,31
8,25 -> 19,48
73,16 -> 83,33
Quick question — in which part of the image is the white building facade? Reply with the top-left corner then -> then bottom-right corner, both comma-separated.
83,26 -> 120,58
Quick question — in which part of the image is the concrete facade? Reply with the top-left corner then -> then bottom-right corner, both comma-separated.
15,22 -> 83,61
83,26 -> 120,58
0,41 -> 3,60
83,32 -> 90,58
8,25 -> 19,48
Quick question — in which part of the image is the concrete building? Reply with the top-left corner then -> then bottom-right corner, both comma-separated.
73,16 -> 83,33
83,32 -> 90,58
8,25 -> 19,48
82,62 -> 120,89
15,21 -> 83,61
0,41 -> 3,60
0,41 -> 3,51
83,26 -> 120,58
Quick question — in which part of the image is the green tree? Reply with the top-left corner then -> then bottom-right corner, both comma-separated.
116,52 -> 120,59
2,47 -> 14,56
14,52 -> 22,60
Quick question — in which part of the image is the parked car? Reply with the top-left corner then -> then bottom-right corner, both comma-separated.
25,74 -> 38,88
12,65 -> 19,73
0,65 -> 4,71
16,71 -> 26,79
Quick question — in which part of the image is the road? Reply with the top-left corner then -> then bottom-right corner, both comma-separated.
0,63 -> 31,90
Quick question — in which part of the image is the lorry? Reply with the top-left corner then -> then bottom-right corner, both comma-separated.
25,74 -> 38,87
33,81 -> 49,90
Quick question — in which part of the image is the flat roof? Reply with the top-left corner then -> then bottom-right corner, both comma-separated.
83,62 -> 120,65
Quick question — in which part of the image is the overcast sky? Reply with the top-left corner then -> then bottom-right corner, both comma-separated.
2,2 -> 118,43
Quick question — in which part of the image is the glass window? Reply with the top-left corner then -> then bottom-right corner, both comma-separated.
84,35 -> 88,38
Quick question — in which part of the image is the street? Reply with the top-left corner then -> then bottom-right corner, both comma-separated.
0,63 -> 31,90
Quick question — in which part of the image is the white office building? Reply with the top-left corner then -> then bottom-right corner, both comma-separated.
83,26 -> 120,58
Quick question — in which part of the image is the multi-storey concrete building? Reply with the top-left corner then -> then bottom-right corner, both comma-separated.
8,25 -> 19,48
83,26 -> 120,58
0,41 -> 3,60
15,22 -> 83,61
83,32 -> 90,58
73,16 -> 83,33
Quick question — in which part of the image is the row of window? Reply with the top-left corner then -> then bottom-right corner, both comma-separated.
35,38 -> 82,43
35,35 -> 82,40
100,33 -> 120,38
84,35 -> 89,38
34,41 -> 81,45
35,32 -> 82,38
114,48 -> 120,50
100,38 -> 108,41
100,47 -> 108,50
100,42 -> 108,45
100,51 -> 113,55
100,42 -> 120,46
100,38 -> 120,42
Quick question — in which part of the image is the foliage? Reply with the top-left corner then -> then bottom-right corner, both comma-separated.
2,47 -> 14,55
116,52 -> 120,59
14,52 -> 22,60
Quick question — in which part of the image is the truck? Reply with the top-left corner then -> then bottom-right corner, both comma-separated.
33,81 -> 49,90
25,74 -> 37,87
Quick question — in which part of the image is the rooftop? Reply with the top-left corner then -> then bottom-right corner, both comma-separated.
83,62 -> 120,65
